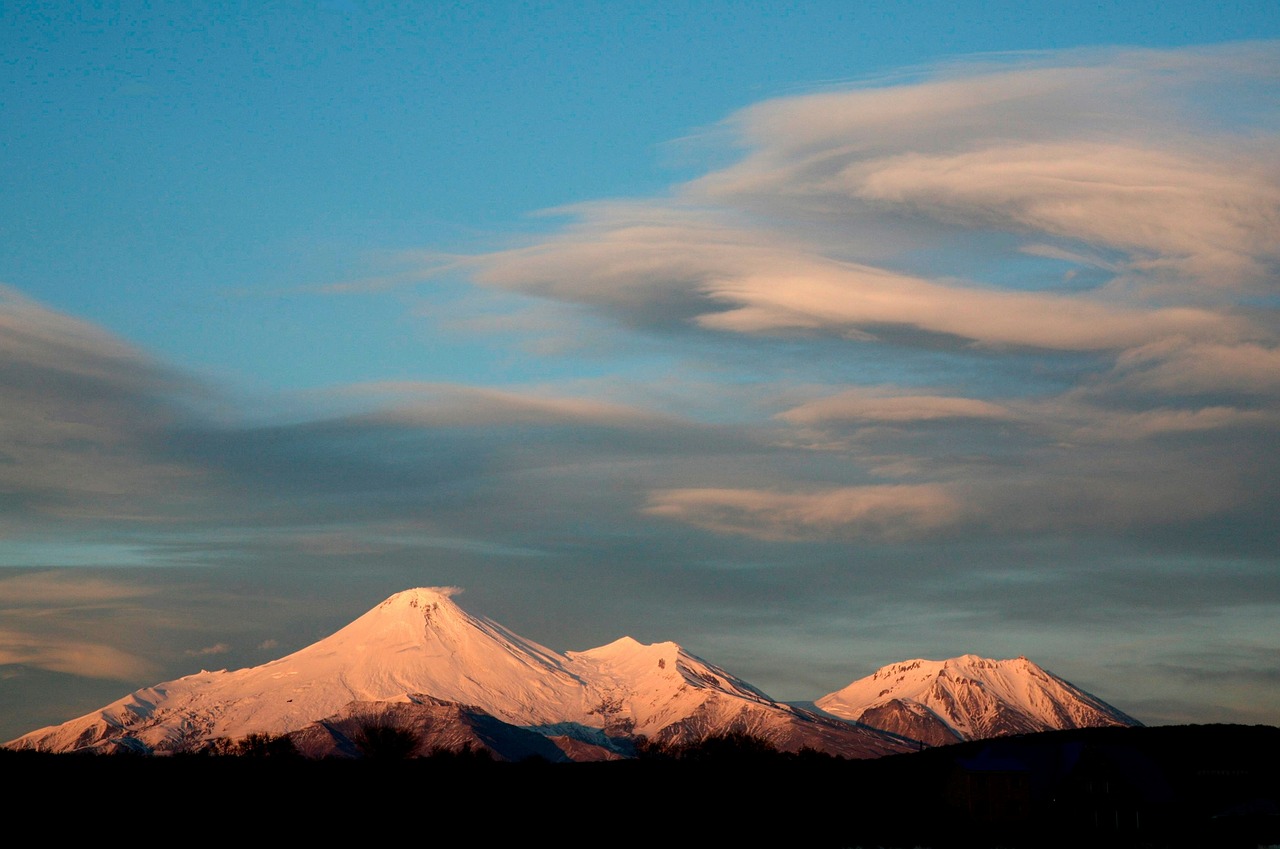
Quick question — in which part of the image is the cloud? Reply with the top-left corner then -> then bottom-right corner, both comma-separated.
696,262 -> 1249,350
0,571 -> 158,605
461,47 -> 1279,370
849,142 -> 1280,287
185,643 -> 231,657
746,377 -> 1278,546
779,385 -> 1274,444
0,285 -> 175,390
0,629 -> 157,680
0,289 -> 743,549
449,46 -> 1280,554
0,573 -> 161,681
1111,340 -> 1280,395
0,573 -> 162,681
470,208 -> 787,327
334,381 -> 679,429
461,45 -> 1277,356
163,374 -> 760,542
779,390 -> 1012,425
1052,404 -> 1276,442
474,213 -> 1251,351
0,286 -> 208,528
699,43 -> 1280,207
5,47 -> 1275,564
644,484 -> 962,541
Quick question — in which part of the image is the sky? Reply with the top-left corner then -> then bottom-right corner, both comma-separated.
2,1 -> 1279,744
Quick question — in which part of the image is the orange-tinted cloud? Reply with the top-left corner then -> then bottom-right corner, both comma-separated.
644,484 -> 962,541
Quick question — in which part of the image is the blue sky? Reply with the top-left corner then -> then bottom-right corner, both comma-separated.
2,2 -> 1280,742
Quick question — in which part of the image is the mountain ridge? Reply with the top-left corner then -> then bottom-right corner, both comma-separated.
3,587 -> 1138,759
814,652 -> 1142,746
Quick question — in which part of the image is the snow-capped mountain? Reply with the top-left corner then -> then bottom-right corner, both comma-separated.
3,587 -> 913,760
813,654 -> 1141,746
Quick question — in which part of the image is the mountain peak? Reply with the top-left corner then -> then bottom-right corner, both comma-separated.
816,654 -> 1140,746
384,585 -> 461,600
376,586 -> 463,613
573,635 -> 677,659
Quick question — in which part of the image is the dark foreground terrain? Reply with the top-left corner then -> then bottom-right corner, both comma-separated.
6,724 -> 1278,847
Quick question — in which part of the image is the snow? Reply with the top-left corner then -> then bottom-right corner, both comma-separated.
815,654 -> 1140,744
3,586 -> 914,759
6,589 -> 1134,758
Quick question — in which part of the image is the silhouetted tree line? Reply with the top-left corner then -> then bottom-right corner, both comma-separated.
169,724 -> 825,763
633,729 -> 836,763
179,720 -> 500,762
192,732 -> 303,758
4,723 -> 1277,848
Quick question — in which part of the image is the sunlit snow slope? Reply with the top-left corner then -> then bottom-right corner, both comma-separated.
815,654 -> 1141,746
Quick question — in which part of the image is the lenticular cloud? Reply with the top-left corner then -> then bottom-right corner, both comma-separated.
457,43 -> 1280,543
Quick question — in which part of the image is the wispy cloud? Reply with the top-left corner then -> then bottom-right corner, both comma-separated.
848,142 -> 1280,287
333,381 -> 681,429
779,390 -> 1012,425
474,215 -> 1252,350
1110,340 -> 1280,395
0,286 -> 209,529
0,572 -> 158,605
0,572 -> 162,680
0,629 -> 157,679
644,484 -> 962,541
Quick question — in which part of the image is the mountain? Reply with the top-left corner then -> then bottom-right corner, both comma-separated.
284,695 -> 573,762
813,654 -> 1142,746
3,586 -> 913,760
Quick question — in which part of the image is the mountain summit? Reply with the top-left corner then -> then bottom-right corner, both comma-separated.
4,587 -> 914,760
814,654 -> 1141,746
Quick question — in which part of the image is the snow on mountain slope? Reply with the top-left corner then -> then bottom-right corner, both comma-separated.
3,587 -> 914,759
566,636 -> 774,738
815,654 -> 1141,746
4,587 -> 591,755
564,636 -> 909,757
